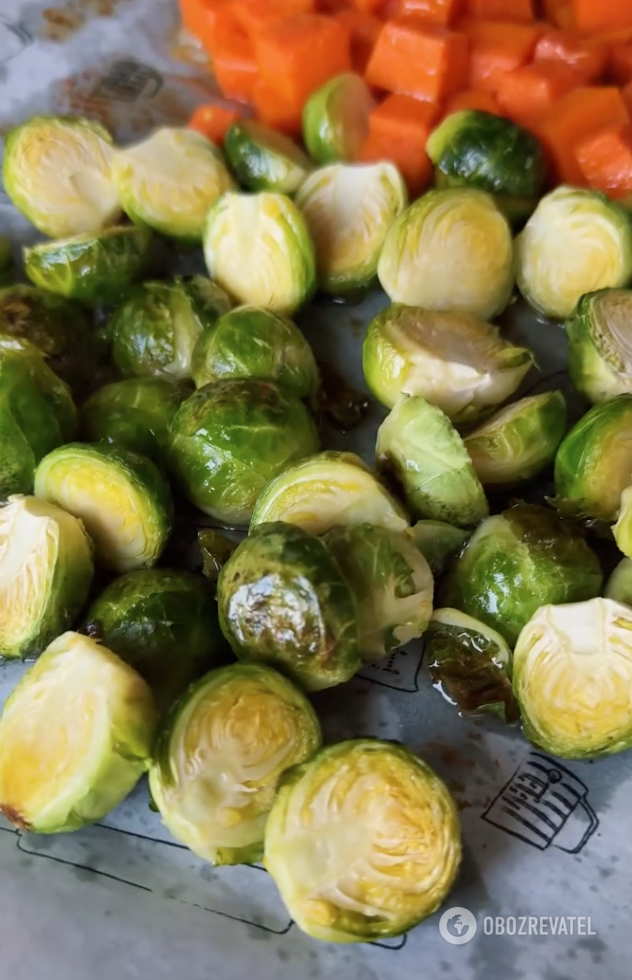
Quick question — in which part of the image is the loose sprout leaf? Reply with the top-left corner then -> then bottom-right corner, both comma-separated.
224,120 -> 311,194
198,528 -> 239,582
566,288 -> 632,404
303,73 -> 375,165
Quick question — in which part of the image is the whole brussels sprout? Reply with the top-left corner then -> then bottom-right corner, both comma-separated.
0,237 -> 14,287
224,120 -> 311,193
302,73 -> 375,165
605,557 -> 632,605
566,288 -> 632,404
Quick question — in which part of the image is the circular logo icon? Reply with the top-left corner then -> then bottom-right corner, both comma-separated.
439,907 -> 477,945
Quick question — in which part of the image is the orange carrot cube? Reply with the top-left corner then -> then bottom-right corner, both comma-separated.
575,123 -> 632,195
366,19 -> 469,101
254,14 -> 351,105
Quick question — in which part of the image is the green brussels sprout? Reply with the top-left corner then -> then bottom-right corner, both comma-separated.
513,598 -> 632,758
34,443 -> 172,573
0,495 -> 94,659
0,237 -> 14,287
605,557 -> 632,604
442,504 -> 603,646
302,73 -> 375,165
516,187 -> 632,320
566,288 -> 632,403
409,520 -> 470,576
463,391 -> 567,488
362,303 -> 534,420
110,127 -> 235,242
250,450 -> 410,535
149,663 -> 321,865
613,485 -> 632,560
426,110 -> 545,222
0,339 -> 77,498
204,191 -> 316,314
191,305 -> 319,402
168,379 -> 319,525
378,188 -> 515,320
224,120 -> 311,193
426,608 -> 517,721
295,163 -> 407,295
264,738 -> 461,943
23,226 -> 154,308
110,276 -> 231,381
0,631 -> 157,832
84,569 -> 227,710
218,522 -> 361,691
323,523 -> 433,661
376,396 -> 488,527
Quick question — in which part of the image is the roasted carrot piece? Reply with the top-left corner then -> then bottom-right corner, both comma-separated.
611,44 -> 632,84
464,0 -> 534,24
534,29 -> 608,84
188,104 -> 243,143
180,0 -> 227,45
575,123 -> 632,196
254,15 -> 351,105
358,131 -> 433,194
396,0 -> 463,27
542,0 -> 572,29
366,19 -> 469,101
623,80 -> 632,115
253,80 -> 304,135
369,93 -> 440,140
210,9 -> 258,101
350,0 -> 385,12
495,61 -> 577,124
466,20 -> 545,92
232,0 -> 315,37
445,88 -> 504,114
568,1 -> 632,36
334,9 -> 382,71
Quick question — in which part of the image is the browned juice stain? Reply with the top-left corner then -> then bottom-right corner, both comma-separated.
40,0 -> 132,42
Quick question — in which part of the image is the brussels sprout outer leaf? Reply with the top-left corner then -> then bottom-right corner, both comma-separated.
198,529 -> 239,583
302,73 -> 375,165
224,121 -> 311,194
566,288 -> 632,404
409,521 -> 470,576
604,557 -> 632,605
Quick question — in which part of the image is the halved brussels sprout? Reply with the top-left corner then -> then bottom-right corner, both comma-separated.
613,486 -> 632,560
513,598 -> 632,758
566,288 -> 632,403
84,569 -> 227,711
191,305 -> 319,402
605,557 -> 632,604
463,391 -> 567,488
149,663 -> 321,865
303,73 -> 375,165
264,738 -> 461,943
324,523 -> 433,662
426,110 -> 545,222
168,379 -> 319,525
409,520 -> 470,576
376,396 -> 488,527
224,120 -> 311,194
0,631 -> 157,832
442,504 -> 603,646
250,450 -> 410,535
24,226 -> 154,308
111,127 -> 235,242
204,191 -> 316,314
362,303 -> 534,420
218,522 -> 360,691
110,276 -> 230,381
34,443 -> 172,572
295,163 -> 407,294
377,188 -> 514,320
0,495 -> 94,659
516,187 -> 632,320
0,237 -> 14,287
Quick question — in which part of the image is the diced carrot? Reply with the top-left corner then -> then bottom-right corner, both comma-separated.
334,9 -> 382,71
396,0 -> 463,27
495,61 -> 577,124
575,123 -> 632,196
445,88 -> 504,114
366,19 -> 469,101
180,0 -> 228,45
253,80 -> 304,135
369,93 -> 440,139
464,0 -> 534,24
254,15 -> 351,105
358,132 -> 433,194
568,1 -> 632,37
466,20 -> 545,92
377,0 -> 402,18
534,29 -> 608,84
232,0 -> 315,37
188,103 -> 243,143
210,10 -> 258,101
350,0 -> 384,12
316,0 -> 349,9
542,0 -> 572,29
623,80 -> 632,114
611,44 -> 632,84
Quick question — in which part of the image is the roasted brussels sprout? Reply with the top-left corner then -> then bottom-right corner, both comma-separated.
605,558 -> 632,604
203,191 -> 316,314
513,598 -> 632,758
198,528 -> 238,583
218,522 -> 361,691
34,443 -> 172,573
0,631 -> 157,832
362,303 -> 534,420
378,188 -> 515,320
224,120 -> 311,194
0,237 -> 14,287
409,520 -> 470,576
516,187 -> 632,320
295,163 -> 407,294
2,115 -> 121,238
303,73 -> 375,165
566,288 -> 632,403
168,379 -> 319,525
264,738 -> 461,943
613,486 -> 632,560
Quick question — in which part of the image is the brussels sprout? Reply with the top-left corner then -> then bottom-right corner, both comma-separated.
302,73 -> 375,165
516,187 -> 632,320
605,557 -> 632,604
426,110 -> 545,222
613,486 -> 632,560
0,237 -> 14,287
566,288 -> 632,403
34,443 -> 172,573
324,523 -> 433,661
0,631 -> 157,832
378,188 -> 514,320
191,305 -> 319,402
110,127 -> 235,242
198,528 -> 238,583
463,391 -> 567,488
0,340 -> 77,498
24,226 -> 154,308
204,191 -> 316,315
376,396 -> 488,527
250,450 -> 410,535
296,163 -> 406,294
169,380 -> 319,525
409,520 -> 470,576
218,522 -> 360,691
553,395 -> 632,521
362,303 -> 534,420
426,608 -> 517,721
224,120 -> 311,194
110,276 -> 231,381
513,598 -> 632,758
0,495 -> 94,659
149,663 -> 321,865
264,738 -> 461,943
442,504 -> 603,646
84,569 -> 227,710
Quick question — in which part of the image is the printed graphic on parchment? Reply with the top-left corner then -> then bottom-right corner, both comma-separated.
358,642 -> 425,693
